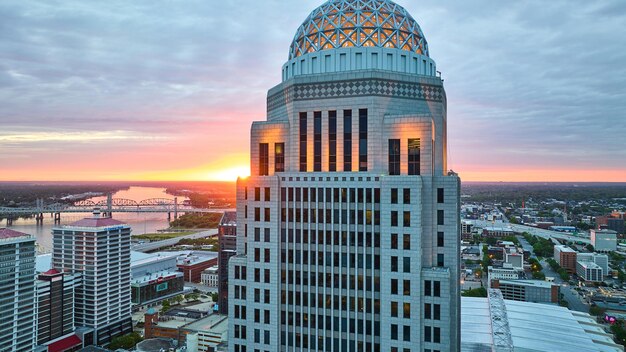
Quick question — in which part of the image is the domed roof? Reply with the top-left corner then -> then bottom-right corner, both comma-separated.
289,0 -> 429,60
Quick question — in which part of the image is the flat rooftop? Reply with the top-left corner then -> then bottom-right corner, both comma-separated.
462,295 -> 622,352
131,251 -> 178,267
184,314 -> 228,334
555,245 -> 576,253
497,279 -> 555,289
132,270 -> 182,285
172,251 -> 218,266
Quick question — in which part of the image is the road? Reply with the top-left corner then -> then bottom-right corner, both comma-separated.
540,258 -> 588,313
472,220 -> 591,245
132,229 -> 218,252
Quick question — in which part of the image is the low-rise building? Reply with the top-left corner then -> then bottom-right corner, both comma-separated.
591,229 -> 618,252
504,251 -> 523,270
482,226 -> 515,238
182,315 -> 228,351
131,251 -> 184,306
462,290 -> 623,351
577,253 -> 609,276
201,266 -> 219,288
176,252 -> 219,283
554,245 -> 577,274
488,265 -> 523,286
461,221 -> 474,240
577,261 -> 603,282
491,279 -> 559,304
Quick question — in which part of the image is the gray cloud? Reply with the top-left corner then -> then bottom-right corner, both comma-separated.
0,0 -> 624,177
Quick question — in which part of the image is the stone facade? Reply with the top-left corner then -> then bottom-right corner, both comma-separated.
229,1 -> 460,351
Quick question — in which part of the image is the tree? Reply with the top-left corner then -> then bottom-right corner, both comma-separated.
211,292 -> 219,303
589,305 -> 606,316
532,271 -> 546,280
173,295 -> 184,305
161,299 -> 170,313
586,244 -> 595,252
462,287 -> 488,298
186,293 -> 200,302
108,332 -> 143,350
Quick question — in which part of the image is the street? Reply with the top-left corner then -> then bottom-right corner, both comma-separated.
540,258 -> 588,313
132,229 -> 218,252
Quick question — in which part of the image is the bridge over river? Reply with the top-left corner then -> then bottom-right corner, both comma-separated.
0,194 -> 234,226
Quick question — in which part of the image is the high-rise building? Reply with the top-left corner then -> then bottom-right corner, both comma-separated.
0,228 -> 37,352
228,1 -> 461,351
52,213 -> 133,346
218,211 -> 237,315
35,268 -> 82,350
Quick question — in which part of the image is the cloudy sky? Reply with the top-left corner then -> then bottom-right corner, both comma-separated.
0,0 -> 624,181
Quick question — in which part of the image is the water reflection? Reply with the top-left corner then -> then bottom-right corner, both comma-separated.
6,187 -> 187,252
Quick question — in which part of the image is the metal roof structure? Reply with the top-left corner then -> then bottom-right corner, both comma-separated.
462,294 -> 623,352
289,0 -> 428,60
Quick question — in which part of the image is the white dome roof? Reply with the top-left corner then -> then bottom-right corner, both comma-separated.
289,0 -> 429,60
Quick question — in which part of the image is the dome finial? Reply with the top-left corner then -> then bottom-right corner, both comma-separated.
289,0 -> 428,60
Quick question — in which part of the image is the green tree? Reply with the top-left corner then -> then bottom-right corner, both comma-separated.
161,299 -> 170,313
485,237 -> 497,246
173,295 -> 184,305
610,321 -> 626,347
586,244 -> 595,252
462,287 -> 488,298
108,332 -> 143,350
186,293 -> 200,302
532,271 -> 546,280
589,305 -> 606,316
211,292 -> 219,302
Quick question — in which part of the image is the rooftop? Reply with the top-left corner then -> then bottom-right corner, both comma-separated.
578,261 -> 602,269
65,217 -> 126,228
183,314 -> 228,335
136,338 -> 176,351
219,211 -> 237,226
497,279 -> 555,289
0,228 -> 30,240
555,245 -> 576,253
131,250 -> 178,267
462,294 -> 623,352
174,251 -> 218,266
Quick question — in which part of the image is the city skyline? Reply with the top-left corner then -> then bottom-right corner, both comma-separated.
1,0 -> 625,182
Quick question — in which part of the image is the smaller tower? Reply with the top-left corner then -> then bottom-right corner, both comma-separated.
0,228 -> 36,352
52,212 -> 133,346
143,309 -> 158,339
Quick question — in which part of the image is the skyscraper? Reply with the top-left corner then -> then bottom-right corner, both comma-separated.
0,228 -> 36,352
228,0 -> 460,351
218,211 -> 237,315
52,212 -> 133,346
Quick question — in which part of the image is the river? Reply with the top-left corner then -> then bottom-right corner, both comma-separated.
6,186 -> 187,253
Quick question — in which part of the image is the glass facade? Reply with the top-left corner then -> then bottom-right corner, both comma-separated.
314,111 -> 322,172
328,111 -> 337,172
300,112 -> 308,172
343,110 -> 352,171
408,138 -> 420,175
259,143 -> 269,176
359,109 -> 368,171
388,139 -> 400,175
275,143 -> 285,173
